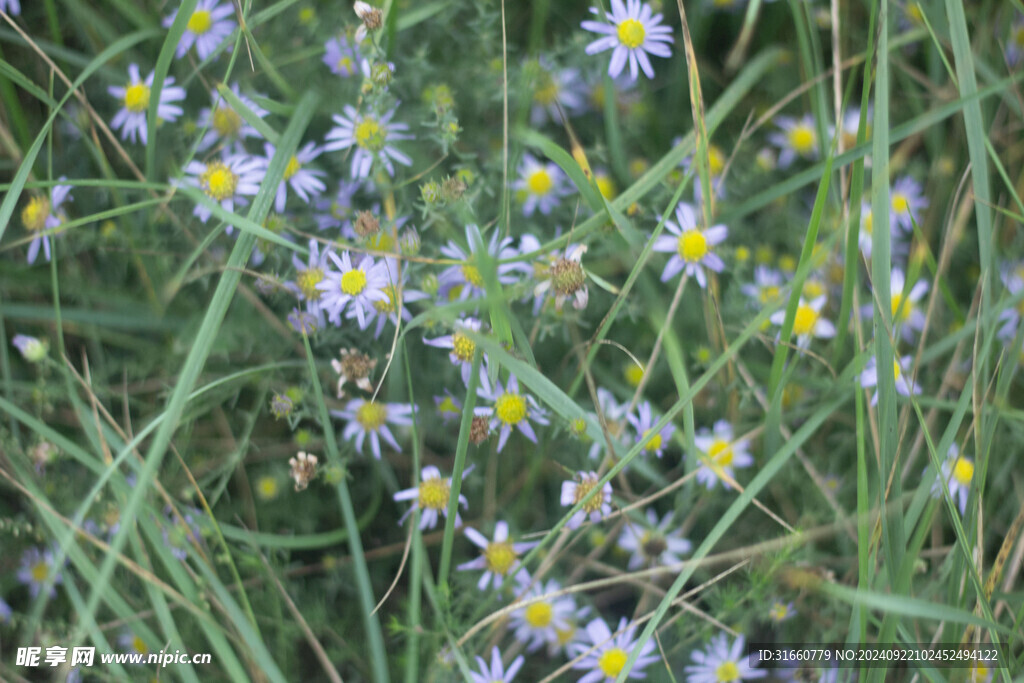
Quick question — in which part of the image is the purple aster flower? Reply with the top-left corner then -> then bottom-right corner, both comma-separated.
332,398 -> 414,459
164,0 -> 236,61
316,251 -> 391,328
107,64 -> 186,145
652,202 -> 727,288
324,104 -> 413,179
581,0 -> 674,81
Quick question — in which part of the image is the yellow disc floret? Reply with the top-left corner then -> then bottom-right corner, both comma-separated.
483,541 -> 517,575
599,648 -> 628,677
792,304 -> 819,336
952,457 -> 974,485
678,230 -> 709,262
283,155 -> 302,181
709,440 -> 734,467
296,268 -> 324,300
495,393 -> 527,426
340,269 -> 367,296
891,193 -> 910,215
524,602 -> 553,628
21,197 -> 50,233
527,169 -> 553,196
788,125 -> 816,155
354,118 -> 386,151
573,479 -> 606,514
715,660 -> 740,682
356,401 -> 388,431
200,161 -> 239,201
212,106 -> 242,138
31,560 -> 49,583
617,18 -> 646,48
452,331 -> 475,362
642,429 -> 662,453
187,9 -> 213,35
418,478 -> 451,510
123,82 -> 151,113
461,264 -> 484,287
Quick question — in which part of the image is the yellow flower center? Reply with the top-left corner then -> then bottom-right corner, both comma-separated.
906,3 -> 924,25
199,161 -> 239,201
340,269 -> 367,296
625,364 -> 644,386
769,602 -> 789,621
461,264 -> 484,287
452,331 -> 475,362
524,602 -> 552,628
1015,26 -> 1024,48
715,660 -> 740,682
31,561 -> 49,583
526,168 -> 553,196
418,478 -> 451,510
296,268 -> 324,300
356,401 -> 387,431
891,193 -> 910,215
599,648 -> 628,677
573,479 -> 606,514
124,82 -> 151,113
438,396 -> 459,415
891,292 -> 912,321
337,56 -> 354,73
132,635 -> 149,655
792,304 -> 819,336
952,457 -> 974,486
283,155 -> 301,181
788,125 -> 816,155
354,118 -> 386,152
187,9 -> 213,35
534,74 -> 559,105
709,439 -> 733,467
759,285 -> 780,304
494,393 -> 527,426
256,476 -> 279,500
643,429 -> 662,452
708,145 -> 725,176
556,626 -> 576,645
617,18 -> 646,49
596,174 -> 616,199
863,210 -> 874,235
483,541 -> 517,575
678,231 -> 709,262
893,359 -> 903,382
212,106 -> 242,137
21,197 -> 50,232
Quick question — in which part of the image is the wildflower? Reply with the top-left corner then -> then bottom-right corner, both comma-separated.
627,400 -> 674,458
29,441 -> 58,474
288,451 -> 318,490
333,398 -> 414,459
255,475 -> 280,501
860,353 -> 920,405
164,0 -> 236,61
13,334 -> 48,362
510,577 -> 582,652
769,114 -> 819,168
21,178 -> 72,264
529,59 -> 587,126
587,387 -> 632,460
364,258 -> 429,339
161,507 -> 203,561
288,308 -> 319,335
694,420 -> 754,490
681,142 -> 728,199
17,546 -> 63,598
741,266 -> 785,307
928,444 -> 973,514
476,370 -> 549,452
685,632 -> 765,683
118,630 -> 150,658
513,153 -> 571,216
862,269 -> 928,342
269,393 -> 294,419
284,239 -> 333,321
1007,14 -> 1024,66
393,465 -> 469,530
262,142 -> 326,213
323,35 -> 362,77
833,105 -> 872,151
470,647 -> 525,683
107,64 -> 186,145
195,83 -> 268,152
331,348 -> 377,398
437,225 -> 526,302
353,1 -> 383,41
653,202 -> 727,288
457,521 -> 537,590
570,616 -> 659,682
434,390 -> 462,422
561,471 -> 613,529
316,251 -> 391,328
181,154 -> 267,223
857,199 -> 909,261
425,317 -> 484,384
889,176 -> 928,232
324,104 -> 413,179
0,0 -> 20,15
581,0 -> 674,81
770,296 -> 835,349
534,244 -> 590,311
617,508 -> 692,569
768,600 -> 796,623
314,180 -> 360,232
967,657 -> 997,683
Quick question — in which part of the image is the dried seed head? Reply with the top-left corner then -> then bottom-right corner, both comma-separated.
441,176 -> 467,202
354,210 -> 380,238
331,348 -> 377,398
469,415 -> 490,445
353,2 -> 383,30
550,257 -> 586,296
288,452 -> 319,491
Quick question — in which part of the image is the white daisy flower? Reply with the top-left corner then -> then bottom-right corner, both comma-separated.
860,353 -> 920,405
617,508 -> 692,570
475,369 -> 549,452
581,0 -> 675,81
769,114 -> 819,168
323,34 -> 363,78
530,58 -> 587,126
20,179 -> 72,264
509,576 -> 583,653
889,176 -> 928,232
316,251 -> 391,328
857,199 -> 909,262
164,0 -> 236,61
861,269 -> 928,343
457,521 -> 537,590
393,465 -> 468,530
741,266 -> 785,307
180,153 -> 266,223
363,257 -> 429,339
512,153 -> 572,216
693,420 -> 754,491
570,616 -> 659,682
626,400 -> 674,458
107,64 -> 186,145
561,471 -> 613,529
770,296 -> 835,350
284,238 -> 333,321
332,398 -> 414,459
195,83 -> 268,152
470,647 -> 525,683
767,600 -> 796,623
262,141 -> 326,213
587,387 -> 633,461
652,202 -> 728,288
437,225 -> 527,302
323,104 -> 413,179
927,443 -> 974,514
424,317 -> 484,385
685,632 -> 765,683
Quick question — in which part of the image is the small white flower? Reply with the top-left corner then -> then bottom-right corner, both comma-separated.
513,153 -> 572,216
457,521 -> 536,590
693,420 -> 754,491
180,154 -> 267,223
860,353 -> 920,405
469,646 -> 524,683
626,400 -> 674,458
769,114 -> 819,168
652,202 -> 727,288
324,104 -> 412,179
560,471 -> 613,529
533,243 -> 590,311
393,465 -> 469,530
770,296 -> 835,350
316,251 -> 391,328
424,317 -> 484,385
581,0 -> 674,81
685,632 -> 765,683
889,176 -> 928,232
476,369 -> 549,452
107,64 -> 186,145
861,269 -> 928,343
617,508 -> 692,570
262,141 -> 326,213
570,616 -> 659,682
195,83 -> 268,152
509,576 -> 584,653
164,0 -> 236,61
331,399 -> 414,459
927,444 -> 974,514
